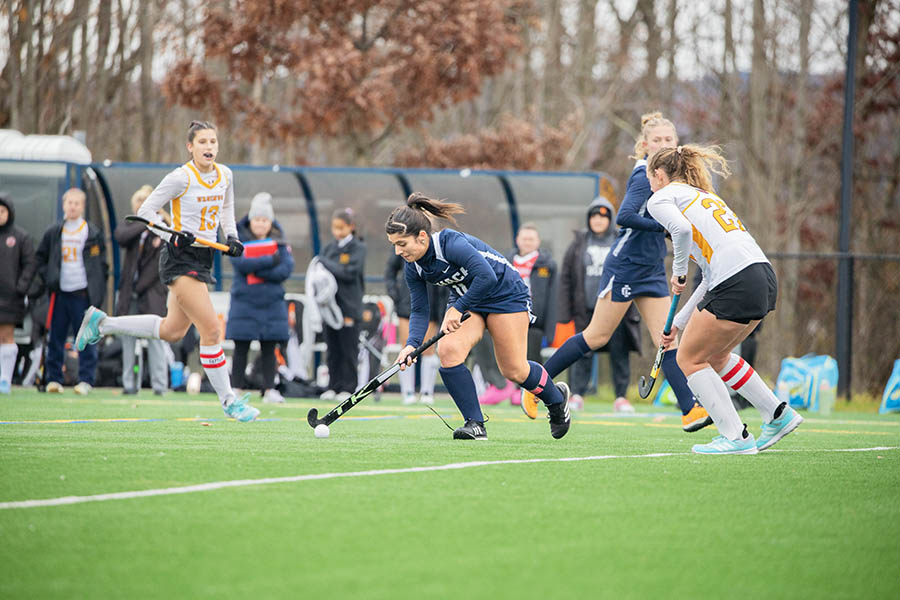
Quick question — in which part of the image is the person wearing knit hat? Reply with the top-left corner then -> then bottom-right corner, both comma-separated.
248,192 -> 275,222
227,192 -> 294,404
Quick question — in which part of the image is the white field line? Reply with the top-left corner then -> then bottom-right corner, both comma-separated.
2,446 -> 898,511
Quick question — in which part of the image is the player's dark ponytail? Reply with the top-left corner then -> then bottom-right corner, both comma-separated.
187,120 -> 217,142
385,193 -> 465,237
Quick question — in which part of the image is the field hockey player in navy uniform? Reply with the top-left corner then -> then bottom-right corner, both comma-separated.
387,194 -> 571,440
75,120 -> 259,422
526,112 -> 711,432
646,144 -> 803,454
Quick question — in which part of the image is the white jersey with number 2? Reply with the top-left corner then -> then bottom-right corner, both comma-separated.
647,182 -> 769,329
138,161 -> 237,245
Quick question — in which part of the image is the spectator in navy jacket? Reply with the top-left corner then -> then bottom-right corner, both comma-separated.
317,207 -> 366,401
226,193 -> 294,403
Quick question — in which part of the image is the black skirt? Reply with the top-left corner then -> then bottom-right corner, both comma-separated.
698,262 -> 777,324
158,243 -> 215,286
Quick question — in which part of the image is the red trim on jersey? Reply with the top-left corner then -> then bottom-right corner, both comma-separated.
723,358 -> 745,381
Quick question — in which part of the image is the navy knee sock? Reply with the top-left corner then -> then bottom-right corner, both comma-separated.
543,333 -> 592,379
521,361 -> 563,405
440,364 -> 484,422
661,350 -> 697,415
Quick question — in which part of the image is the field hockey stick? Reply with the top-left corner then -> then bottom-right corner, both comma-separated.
638,276 -> 686,399
307,312 -> 471,428
124,215 -> 230,252
36,291 -> 56,392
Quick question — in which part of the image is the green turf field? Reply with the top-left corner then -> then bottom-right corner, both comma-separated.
2,388 -> 899,599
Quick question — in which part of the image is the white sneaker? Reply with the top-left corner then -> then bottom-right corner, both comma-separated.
263,388 -> 285,404
568,394 -> 585,410
420,393 -> 434,405
319,389 -> 336,401
46,381 -> 64,393
613,397 -> 635,413
73,382 -> 93,395
403,394 -> 418,405
335,391 -> 352,403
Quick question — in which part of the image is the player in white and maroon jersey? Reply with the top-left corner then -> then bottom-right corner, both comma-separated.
647,144 -> 803,454
76,121 -> 259,422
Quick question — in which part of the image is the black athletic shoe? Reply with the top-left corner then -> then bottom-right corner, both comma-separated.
546,382 -> 571,439
453,419 -> 488,440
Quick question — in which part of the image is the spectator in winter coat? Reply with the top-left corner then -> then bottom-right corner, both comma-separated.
35,188 -> 109,394
0,193 -> 39,393
317,207 -> 366,401
557,197 -> 641,410
226,193 -> 295,403
115,185 -> 171,395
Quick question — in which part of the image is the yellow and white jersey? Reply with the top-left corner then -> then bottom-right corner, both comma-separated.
138,161 -> 237,244
59,218 -> 89,292
648,182 -> 769,329
648,182 -> 768,288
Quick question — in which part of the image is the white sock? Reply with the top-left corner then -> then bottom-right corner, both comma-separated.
0,343 -> 18,384
199,344 -> 234,406
687,367 -> 744,440
398,364 -> 415,397
420,354 -> 440,396
100,315 -> 162,339
718,353 -> 780,422
471,364 -> 486,396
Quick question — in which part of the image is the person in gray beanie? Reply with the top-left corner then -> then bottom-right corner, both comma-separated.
248,192 -> 275,222
227,192 -> 294,403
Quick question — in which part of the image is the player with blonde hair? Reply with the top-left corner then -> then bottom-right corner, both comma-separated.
646,144 -> 803,454
525,112 -> 711,431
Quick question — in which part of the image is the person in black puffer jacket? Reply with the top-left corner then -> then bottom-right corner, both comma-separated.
317,208 -> 366,399
0,193 -> 39,393
115,185 -> 171,395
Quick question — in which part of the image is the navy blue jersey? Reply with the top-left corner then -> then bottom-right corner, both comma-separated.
404,229 -> 529,346
605,160 -> 668,270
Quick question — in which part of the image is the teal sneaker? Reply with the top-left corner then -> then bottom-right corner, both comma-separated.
223,393 -> 260,423
692,429 -> 759,455
0,380 -> 10,394
757,403 -> 803,451
75,306 -> 107,351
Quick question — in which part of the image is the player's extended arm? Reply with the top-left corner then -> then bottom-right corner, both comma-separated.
617,169 -> 667,233
405,267 -> 430,347
647,194 -> 692,278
